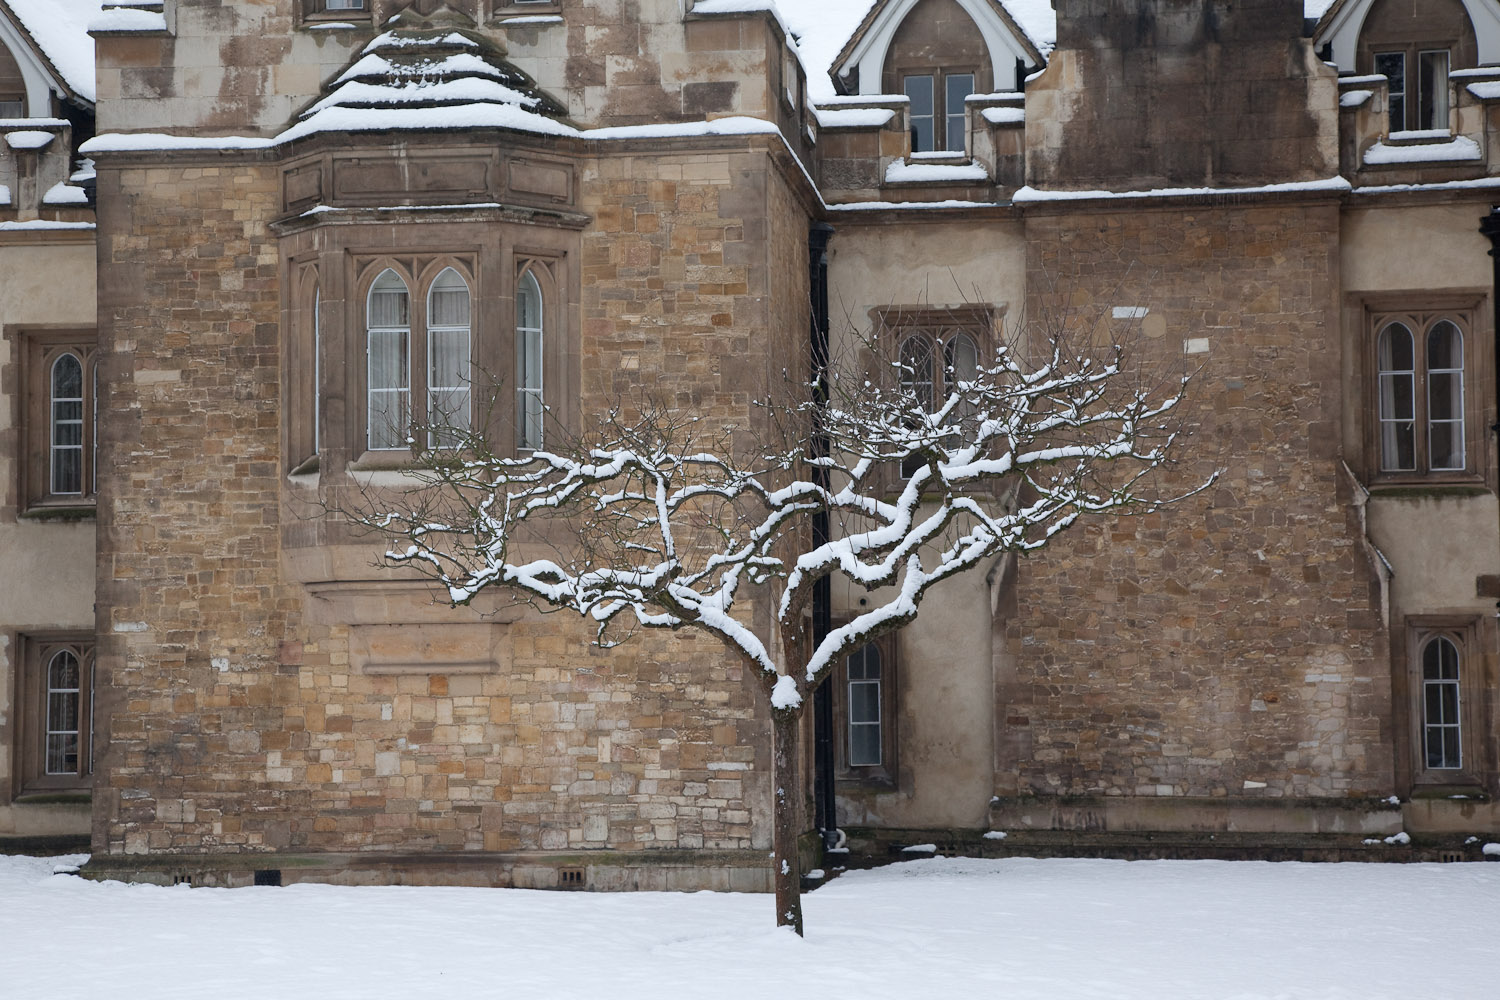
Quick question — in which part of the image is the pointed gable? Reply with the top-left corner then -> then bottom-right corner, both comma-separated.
0,0 -> 98,115
833,0 -> 1047,94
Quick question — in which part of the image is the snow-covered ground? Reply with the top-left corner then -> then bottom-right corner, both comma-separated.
3,853 -> 1497,999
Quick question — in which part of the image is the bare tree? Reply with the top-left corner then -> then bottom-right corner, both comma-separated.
353,306 -> 1209,935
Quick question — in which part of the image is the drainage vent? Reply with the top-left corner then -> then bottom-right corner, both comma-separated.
171,874 -> 192,886
1439,851 -> 1464,863
558,867 -> 585,888
254,869 -> 283,886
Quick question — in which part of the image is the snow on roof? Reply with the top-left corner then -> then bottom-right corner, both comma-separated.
784,0 -> 1339,101
300,27 -> 567,134
2,0 -> 102,103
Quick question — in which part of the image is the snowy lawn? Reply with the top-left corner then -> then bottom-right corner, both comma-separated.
3,854 -> 1497,1000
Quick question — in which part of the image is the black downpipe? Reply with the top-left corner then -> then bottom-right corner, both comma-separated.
808,222 -> 837,850
1479,210 -> 1500,444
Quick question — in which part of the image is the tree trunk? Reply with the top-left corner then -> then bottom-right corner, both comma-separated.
771,705 -> 804,936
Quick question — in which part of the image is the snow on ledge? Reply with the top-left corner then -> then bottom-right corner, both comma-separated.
1014,177 -> 1354,202
5,130 -> 55,150
1467,80 -> 1500,101
497,15 -> 564,24
0,184 -> 9,205
82,114 -> 786,155
1339,90 -> 1373,108
1354,176 -> 1500,195
886,159 -> 990,184
0,220 -> 97,231
827,199 -> 996,211
982,106 -> 1026,124
42,182 -> 89,205
1363,135 -> 1482,166
89,8 -> 168,32
813,107 -> 895,129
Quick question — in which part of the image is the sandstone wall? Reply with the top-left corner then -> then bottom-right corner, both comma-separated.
1005,197 -> 1392,801
90,135 -> 810,883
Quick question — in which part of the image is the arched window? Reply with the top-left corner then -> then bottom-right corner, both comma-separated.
1421,635 -> 1462,769
899,334 -> 935,410
45,648 -> 82,775
1377,321 -> 1415,471
1373,312 -> 1468,477
516,269 -> 545,451
366,269 -> 411,450
50,353 -> 84,495
427,267 -> 471,448
1426,320 -> 1463,471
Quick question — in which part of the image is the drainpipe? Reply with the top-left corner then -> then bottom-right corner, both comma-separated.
808,222 -> 837,850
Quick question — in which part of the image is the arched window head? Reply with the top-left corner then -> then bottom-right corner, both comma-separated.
367,269 -> 411,450
50,353 -> 84,495
516,270 -> 544,451
427,267 -> 471,448
944,331 -> 979,386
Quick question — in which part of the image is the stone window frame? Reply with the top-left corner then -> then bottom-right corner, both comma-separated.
1402,615 -> 1485,790
299,0 -> 374,26
8,327 -> 98,515
354,254 -> 480,456
898,67 -> 981,153
287,258 -> 320,473
282,237 -> 572,473
11,632 -> 94,797
873,303 -> 997,482
1358,293 -> 1488,487
831,626 -> 900,786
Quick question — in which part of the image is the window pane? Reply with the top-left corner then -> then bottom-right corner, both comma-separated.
904,75 -> 935,152
51,354 -> 84,495
944,332 -> 979,384
1427,321 -> 1464,471
850,681 -> 880,724
1377,323 -> 1415,471
517,272 -> 545,450
45,650 -> 81,775
368,270 -> 411,449
900,335 -> 935,411
946,73 -> 973,152
850,724 -> 881,767
1418,50 -> 1449,131
1376,52 -> 1406,129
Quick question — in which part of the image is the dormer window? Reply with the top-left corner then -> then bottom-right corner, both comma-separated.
1357,0 -> 1477,132
902,71 -> 974,152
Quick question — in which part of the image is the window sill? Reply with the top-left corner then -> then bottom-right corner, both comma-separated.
18,503 -> 96,522
13,789 -> 91,805
1409,782 -> 1488,801
300,13 -> 372,29
1367,482 -> 1491,499
836,771 -> 897,790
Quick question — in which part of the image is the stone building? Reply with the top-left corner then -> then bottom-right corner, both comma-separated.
3,0 -> 1500,888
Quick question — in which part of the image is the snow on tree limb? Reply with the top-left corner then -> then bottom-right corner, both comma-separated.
357,310 -> 1211,710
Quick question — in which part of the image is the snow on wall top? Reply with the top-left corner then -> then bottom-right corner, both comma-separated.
2,0 -> 102,103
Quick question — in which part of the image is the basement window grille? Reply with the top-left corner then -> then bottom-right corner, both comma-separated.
558,867 -> 585,888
